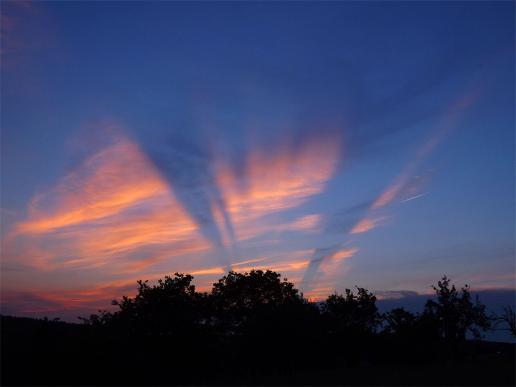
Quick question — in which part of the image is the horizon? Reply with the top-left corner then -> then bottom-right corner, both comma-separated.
1,271 -> 515,325
1,1 -> 514,321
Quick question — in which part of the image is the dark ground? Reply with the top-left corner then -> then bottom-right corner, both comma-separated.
1,315 -> 514,386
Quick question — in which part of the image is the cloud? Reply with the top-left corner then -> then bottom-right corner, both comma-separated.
14,137 -> 169,234
214,135 -> 340,223
374,290 -> 420,300
0,291 -> 65,315
284,214 -> 322,232
350,217 -> 383,235
372,87 -> 481,211
322,200 -> 373,235
140,130 -> 341,269
0,279 -> 140,319
299,87 -> 482,295
5,129 -> 208,273
300,245 -> 358,293
189,256 -> 271,277
3,124 -> 343,316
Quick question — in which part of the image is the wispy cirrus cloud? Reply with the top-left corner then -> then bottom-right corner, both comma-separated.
300,245 -> 358,298
5,129 -> 207,274
299,87 -> 483,296
350,217 -> 385,235
2,123 -> 342,315
214,135 -> 340,223
2,87 -> 482,313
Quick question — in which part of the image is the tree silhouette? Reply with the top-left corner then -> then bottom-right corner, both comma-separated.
324,287 -> 380,334
211,269 -> 304,335
5,271 -> 512,386
423,276 -> 490,342
208,269 -> 321,374
495,305 -> 516,338
383,307 -> 418,336
81,273 -> 209,338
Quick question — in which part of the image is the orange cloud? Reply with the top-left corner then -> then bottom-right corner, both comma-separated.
205,136 -> 341,248
234,259 -> 311,274
284,214 -> 322,232
349,216 -> 389,235
191,267 -> 226,276
214,136 -> 340,228
350,218 -> 378,234
330,247 -> 358,262
5,132 -> 208,273
15,138 -> 170,235
0,252 -> 315,317
304,247 -> 357,293
318,247 -> 357,275
3,128 -> 342,317
371,180 -> 407,210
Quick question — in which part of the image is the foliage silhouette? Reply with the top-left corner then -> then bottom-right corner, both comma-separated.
211,270 -> 304,334
82,273 -> 208,337
494,305 -> 516,338
423,276 -> 490,341
324,287 -> 380,334
383,307 -> 418,336
1,271 -> 514,386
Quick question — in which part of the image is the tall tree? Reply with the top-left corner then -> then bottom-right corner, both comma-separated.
211,269 -> 304,335
323,287 -> 380,334
423,276 -> 490,341
495,305 -> 516,338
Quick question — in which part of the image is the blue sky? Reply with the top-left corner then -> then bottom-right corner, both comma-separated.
1,1 -> 514,318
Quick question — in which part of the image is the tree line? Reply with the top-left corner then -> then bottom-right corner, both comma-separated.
2,270 -> 515,385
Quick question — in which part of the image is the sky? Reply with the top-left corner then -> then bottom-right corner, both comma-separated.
1,1 -> 514,320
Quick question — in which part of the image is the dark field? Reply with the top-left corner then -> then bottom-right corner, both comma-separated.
1,271 -> 515,386
1,315 -> 514,386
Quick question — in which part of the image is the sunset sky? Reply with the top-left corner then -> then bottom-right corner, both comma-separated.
1,1 -> 514,319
